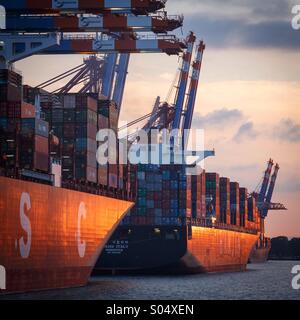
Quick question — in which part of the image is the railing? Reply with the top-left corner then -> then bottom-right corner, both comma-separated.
0,168 -> 134,202
188,217 -> 258,235
121,215 -> 258,234
61,180 -> 135,202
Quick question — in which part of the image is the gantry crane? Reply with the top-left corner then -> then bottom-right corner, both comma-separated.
1,0 -> 167,15
253,159 -> 287,219
172,32 -> 196,131
119,35 -> 215,165
112,54 -> 130,110
5,12 -> 183,34
0,1 -> 185,68
35,53 -> 129,114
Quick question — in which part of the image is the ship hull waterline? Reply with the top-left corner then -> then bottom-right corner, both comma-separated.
95,224 -> 258,274
249,246 -> 271,264
0,176 -> 133,294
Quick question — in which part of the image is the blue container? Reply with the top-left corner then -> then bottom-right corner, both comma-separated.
146,200 -> 155,209
170,181 -> 178,190
137,171 -> 145,181
154,208 -> 162,217
162,170 -> 170,180
170,208 -> 177,216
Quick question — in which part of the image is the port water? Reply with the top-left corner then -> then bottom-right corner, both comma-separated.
2,261 -> 300,300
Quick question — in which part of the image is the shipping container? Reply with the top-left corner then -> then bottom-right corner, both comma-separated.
205,172 -> 220,220
98,164 -> 108,186
230,182 -> 240,225
63,94 -> 76,109
239,187 -> 248,228
75,94 -> 98,113
0,69 -> 22,103
21,102 -> 36,119
98,99 -> 119,131
220,177 -> 230,224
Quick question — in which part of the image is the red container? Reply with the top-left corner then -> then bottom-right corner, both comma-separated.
87,96 -> 97,113
34,152 -> 49,172
87,123 -> 97,139
21,102 -> 36,119
0,101 -> 7,117
86,166 -> 97,183
109,173 -> 118,188
75,95 -> 98,113
98,114 -> 109,130
98,164 -> 108,186
35,135 -> 49,155
0,84 -> 22,102
63,123 -> 75,138
7,101 -> 21,118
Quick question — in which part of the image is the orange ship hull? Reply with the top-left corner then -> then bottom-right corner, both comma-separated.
0,176 -> 133,293
180,226 -> 259,273
249,246 -> 271,263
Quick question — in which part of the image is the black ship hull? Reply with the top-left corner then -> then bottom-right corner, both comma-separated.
93,224 -> 187,275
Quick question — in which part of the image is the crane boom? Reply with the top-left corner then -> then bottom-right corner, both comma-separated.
262,163 -> 280,218
183,40 -> 205,135
258,158 -> 274,207
101,53 -> 118,99
172,31 -> 196,130
2,0 -> 167,14
40,35 -> 186,56
112,54 -> 130,112
5,14 -> 183,34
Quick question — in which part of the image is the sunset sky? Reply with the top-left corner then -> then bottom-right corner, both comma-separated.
16,0 -> 300,238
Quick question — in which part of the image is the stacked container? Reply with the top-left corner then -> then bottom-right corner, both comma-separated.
51,93 -> 99,183
239,187 -> 248,228
219,177 -> 230,224
0,69 -> 50,173
124,163 -> 187,226
230,182 -> 240,225
187,171 -> 206,219
0,69 -> 22,170
205,173 -> 220,221
0,69 -> 22,102
20,118 -> 49,172
247,196 -> 256,229
98,99 -> 119,189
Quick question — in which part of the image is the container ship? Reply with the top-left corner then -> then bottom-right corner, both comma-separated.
95,161 -> 285,274
94,36 -> 286,274
92,36 -> 263,274
95,166 -> 259,274
0,67 -> 135,293
0,0 -> 188,293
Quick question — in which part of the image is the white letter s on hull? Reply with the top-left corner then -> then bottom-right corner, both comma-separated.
19,192 -> 32,259
0,265 -> 6,290
76,202 -> 87,258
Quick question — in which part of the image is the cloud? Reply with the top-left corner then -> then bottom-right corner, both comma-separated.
192,108 -> 244,128
233,121 -> 259,142
171,0 -> 297,23
273,118 -> 300,143
170,0 -> 300,49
